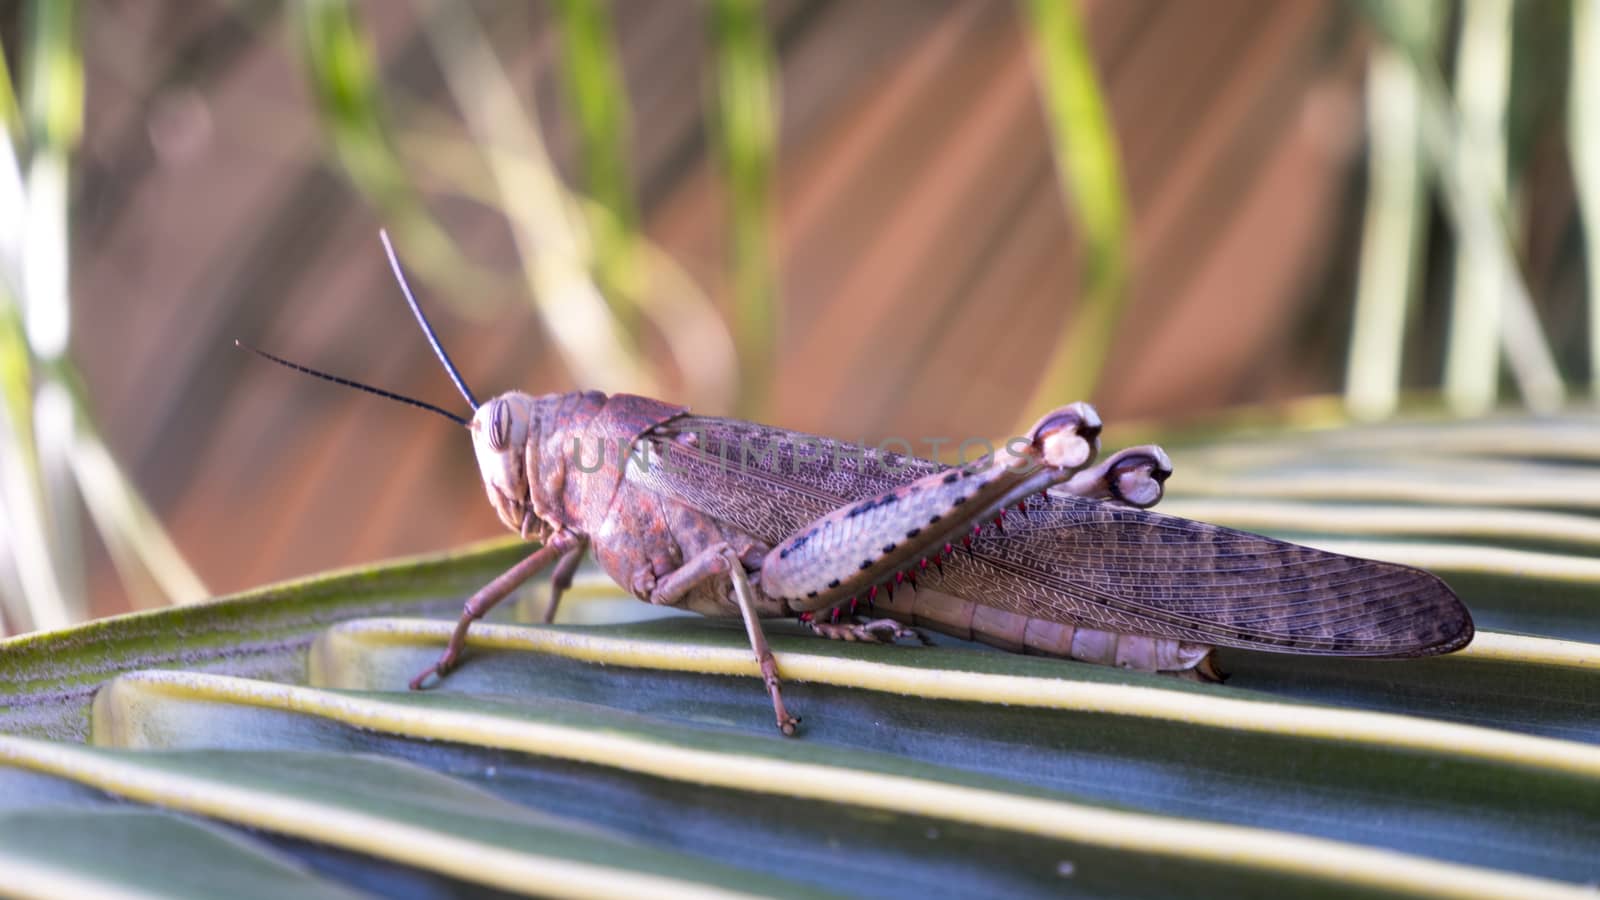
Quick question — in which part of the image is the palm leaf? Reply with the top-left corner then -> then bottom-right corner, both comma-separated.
2,414 -> 1599,898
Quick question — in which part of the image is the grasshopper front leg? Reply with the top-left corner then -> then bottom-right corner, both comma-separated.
410,530 -> 587,690
541,542 -> 587,624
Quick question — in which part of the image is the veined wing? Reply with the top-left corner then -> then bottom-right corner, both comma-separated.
939,499 -> 1471,655
631,415 -> 943,542
633,416 -> 1472,656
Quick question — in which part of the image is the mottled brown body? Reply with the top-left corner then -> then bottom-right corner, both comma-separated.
475,392 -> 1164,670
455,390 -> 1470,684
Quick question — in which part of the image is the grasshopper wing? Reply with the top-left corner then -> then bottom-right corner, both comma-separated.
635,417 -> 1472,656
942,497 -> 1473,656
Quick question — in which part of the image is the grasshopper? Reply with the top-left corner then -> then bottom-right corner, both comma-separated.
242,233 -> 1474,735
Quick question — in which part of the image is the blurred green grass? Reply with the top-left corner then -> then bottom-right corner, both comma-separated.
0,0 -> 1595,634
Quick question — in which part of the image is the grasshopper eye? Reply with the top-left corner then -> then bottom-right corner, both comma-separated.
489,399 -> 511,451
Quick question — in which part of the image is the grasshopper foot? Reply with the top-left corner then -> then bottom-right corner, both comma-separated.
408,652 -> 458,691
1172,651 -> 1227,684
1193,651 -> 1228,683
808,617 -> 928,645
758,650 -> 801,736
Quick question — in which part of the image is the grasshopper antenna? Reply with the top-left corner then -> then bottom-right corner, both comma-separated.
379,229 -> 480,411
235,340 -> 471,427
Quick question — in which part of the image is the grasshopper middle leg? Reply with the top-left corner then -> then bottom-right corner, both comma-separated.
645,541 -> 801,736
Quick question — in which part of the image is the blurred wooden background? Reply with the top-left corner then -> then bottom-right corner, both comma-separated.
54,0 -> 1581,615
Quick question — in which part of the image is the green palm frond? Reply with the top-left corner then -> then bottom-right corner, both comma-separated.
4,414 -> 1600,897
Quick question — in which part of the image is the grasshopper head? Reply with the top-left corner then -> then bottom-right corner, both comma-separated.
470,390 -> 545,538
